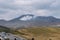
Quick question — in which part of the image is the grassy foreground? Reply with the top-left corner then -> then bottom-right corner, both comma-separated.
16,27 -> 60,40
0,26 -> 60,40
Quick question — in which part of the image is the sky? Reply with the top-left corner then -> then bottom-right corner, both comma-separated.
0,0 -> 60,20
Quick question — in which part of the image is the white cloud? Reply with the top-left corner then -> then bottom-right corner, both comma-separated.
0,9 -> 24,20
13,0 -> 33,5
20,16 -> 33,21
34,10 -> 52,16
0,0 -> 60,20
50,0 -> 60,10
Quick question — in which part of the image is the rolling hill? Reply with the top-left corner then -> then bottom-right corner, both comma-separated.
16,27 -> 60,40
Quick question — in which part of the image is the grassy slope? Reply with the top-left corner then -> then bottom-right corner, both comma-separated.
0,26 -> 16,34
16,27 -> 60,40
0,26 -> 60,40
0,26 -> 11,32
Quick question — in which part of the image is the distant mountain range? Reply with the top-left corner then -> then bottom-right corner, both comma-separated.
0,14 -> 60,29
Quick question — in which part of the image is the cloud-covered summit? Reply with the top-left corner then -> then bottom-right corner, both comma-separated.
0,0 -> 60,20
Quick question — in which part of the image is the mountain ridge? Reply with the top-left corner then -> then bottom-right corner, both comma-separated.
0,14 -> 60,29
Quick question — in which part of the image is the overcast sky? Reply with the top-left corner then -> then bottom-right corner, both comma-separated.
0,0 -> 60,20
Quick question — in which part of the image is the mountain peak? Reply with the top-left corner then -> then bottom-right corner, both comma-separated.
19,14 -> 34,21
9,14 -> 34,21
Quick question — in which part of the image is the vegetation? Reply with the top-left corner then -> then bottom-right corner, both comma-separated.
16,27 -> 60,40
0,26 -> 60,40
0,26 -> 11,33
5,38 -> 10,40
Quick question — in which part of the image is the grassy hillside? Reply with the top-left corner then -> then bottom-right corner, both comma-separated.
0,26 -> 11,32
16,27 -> 60,40
0,25 -> 16,34
0,26 -> 60,40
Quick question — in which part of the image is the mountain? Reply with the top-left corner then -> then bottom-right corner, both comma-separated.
9,14 -> 34,22
0,14 -> 60,29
